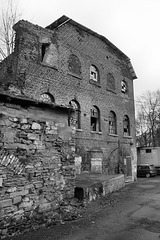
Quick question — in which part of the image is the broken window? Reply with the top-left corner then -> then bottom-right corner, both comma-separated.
69,100 -> 81,129
91,106 -> 101,132
121,80 -> 127,93
40,93 -> 55,104
90,65 -> 99,82
109,111 -> 117,134
41,43 -> 50,62
123,115 -> 130,136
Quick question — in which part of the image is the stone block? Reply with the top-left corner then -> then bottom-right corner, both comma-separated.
22,196 -> 30,202
10,189 -> 29,198
46,129 -> 57,134
0,120 -> 5,126
13,196 -> 22,205
20,118 -> 28,124
28,133 -> 40,140
45,135 -> 57,141
21,124 -> 30,130
32,122 -> 41,130
19,200 -> 33,211
13,209 -> 24,216
4,128 -> 16,143
45,142 -> 52,148
4,205 -> 18,214
55,122 -> 65,128
34,140 -> 45,150
24,184 -> 34,190
38,202 -> 51,213
0,199 -> 12,208
34,162 -> 41,167
33,181 -> 43,188
28,144 -> 37,150
6,187 -> 17,193
9,117 -> 19,122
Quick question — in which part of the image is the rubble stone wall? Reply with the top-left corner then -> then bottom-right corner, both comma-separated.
0,101 -> 75,237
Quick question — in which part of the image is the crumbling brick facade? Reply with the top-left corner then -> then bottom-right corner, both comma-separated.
0,15 -> 138,237
0,16 -> 137,181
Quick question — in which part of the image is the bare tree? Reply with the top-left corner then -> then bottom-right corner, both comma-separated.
136,90 -> 160,147
0,0 -> 20,61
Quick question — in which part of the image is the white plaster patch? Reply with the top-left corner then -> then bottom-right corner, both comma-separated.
75,156 -> 82,174
0,177 -> 2,187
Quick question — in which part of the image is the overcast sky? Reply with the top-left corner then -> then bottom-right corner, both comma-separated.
1,0 -> 160,99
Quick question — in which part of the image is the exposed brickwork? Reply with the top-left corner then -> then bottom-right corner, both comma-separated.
0,17 -> 137,180
0,15 -> 138,237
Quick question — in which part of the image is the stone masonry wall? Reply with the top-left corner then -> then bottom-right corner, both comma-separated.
0,101 -> 76,237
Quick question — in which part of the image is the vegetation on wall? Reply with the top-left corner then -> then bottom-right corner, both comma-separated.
0,0 -> 20,61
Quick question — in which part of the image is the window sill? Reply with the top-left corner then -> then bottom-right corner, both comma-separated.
123,135 -> 132,139
89,79 -> 101,87
98,132 -> 102,135
76,129 -> 83,132
40,62 -> 58,70
109,134 -> 118,137
90,131 -> 102,134
68,72 -> 82,80
121,92 -> 129,97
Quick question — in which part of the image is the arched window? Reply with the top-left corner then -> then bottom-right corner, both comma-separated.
90,65 -> 99,82
123,115 -> 130,136
90,105 -> 101,132
121,80 -> 127,93
109,111 -> 117,134
69,100 -> 81,129
68,54 -> 81,75
40,93 -> 55,103
107,73 -> 115,91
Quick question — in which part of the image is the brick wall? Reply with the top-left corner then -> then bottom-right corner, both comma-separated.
0,19 -> 137,179
0,99 -> 76,237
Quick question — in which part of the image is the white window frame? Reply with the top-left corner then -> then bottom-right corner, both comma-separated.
90,65 -> 98,82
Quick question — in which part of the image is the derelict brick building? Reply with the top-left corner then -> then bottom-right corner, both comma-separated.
0,15 -> 137,180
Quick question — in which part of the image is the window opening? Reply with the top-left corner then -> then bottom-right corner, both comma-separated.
41,43 -> 50,62
121,80 -> 127,93
69,100 -> 81,129
123,115 -> 130,136
90,65 -> 99,82
91,106 -> 100,132
40,93 -> 55,104
109,111 -> 117,134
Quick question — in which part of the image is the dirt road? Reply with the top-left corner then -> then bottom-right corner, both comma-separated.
5,176 -> 160,240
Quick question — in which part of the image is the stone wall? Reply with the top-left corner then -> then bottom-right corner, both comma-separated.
0,99 -> 76,237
